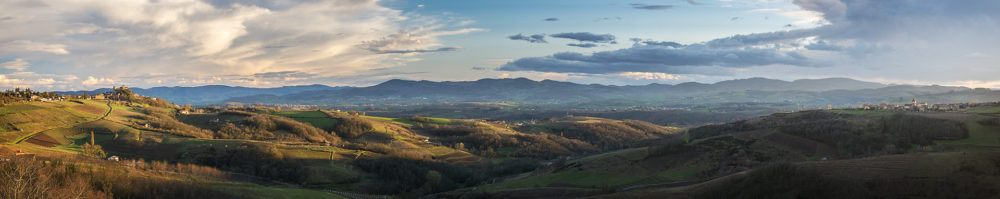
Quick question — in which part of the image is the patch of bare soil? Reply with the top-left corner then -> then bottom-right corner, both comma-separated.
25,134 -> 59,147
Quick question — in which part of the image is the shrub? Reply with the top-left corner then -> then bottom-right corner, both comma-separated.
333,117 -> 374,138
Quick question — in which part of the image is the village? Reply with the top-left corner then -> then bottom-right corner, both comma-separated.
854,98 -> 1000,112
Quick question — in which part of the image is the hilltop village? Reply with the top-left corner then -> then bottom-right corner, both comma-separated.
855,98 -> 999,112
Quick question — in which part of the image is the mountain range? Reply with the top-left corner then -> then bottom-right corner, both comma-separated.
58,77 -> 989,106
224,77 -> 980,106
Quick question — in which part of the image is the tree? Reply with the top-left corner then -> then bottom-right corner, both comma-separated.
454,142 -> 465,151
82,143 -> 106,158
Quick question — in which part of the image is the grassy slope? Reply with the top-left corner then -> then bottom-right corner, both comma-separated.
5,143 -> 345,199
272,111 -> 340,131
7,102 -> 363,193
0,100 -> 106,143
582,106 -> 1000,198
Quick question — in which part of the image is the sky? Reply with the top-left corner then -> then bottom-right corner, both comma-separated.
0,0 -> 998,91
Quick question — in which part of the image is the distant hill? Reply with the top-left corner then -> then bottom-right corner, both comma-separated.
58,84 -> 345,105
226,77 -> 976,106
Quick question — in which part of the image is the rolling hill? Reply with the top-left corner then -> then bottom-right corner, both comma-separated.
437,104 -> 1000,198
58,84 -> 345,105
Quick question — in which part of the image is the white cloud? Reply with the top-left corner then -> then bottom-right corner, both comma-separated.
0,59 -> 29,71
948,80 -> 1000,89
617,72 -> 682,80
0,40 -> 70,55
749,8 -> 826,26
81,76 -> 115,86
0,0 -> 478,89
0,72 -> 78,90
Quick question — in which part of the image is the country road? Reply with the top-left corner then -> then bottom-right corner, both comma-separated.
101,101 -> 112,119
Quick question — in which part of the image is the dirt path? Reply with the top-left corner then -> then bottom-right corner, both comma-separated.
100,101 -> 112,119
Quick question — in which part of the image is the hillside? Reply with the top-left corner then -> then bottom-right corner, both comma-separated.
0,95 -> 690,198
226,77 -> 973,106
58,84 -> 344,105
438,104 -> 1000,198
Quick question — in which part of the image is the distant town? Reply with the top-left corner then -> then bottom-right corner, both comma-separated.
854,98 -> 1000,112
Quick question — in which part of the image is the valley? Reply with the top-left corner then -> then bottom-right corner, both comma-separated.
2,85 -> 999,198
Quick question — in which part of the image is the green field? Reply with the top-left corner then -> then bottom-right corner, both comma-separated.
218,183 -> 349,199
826,109 -> 897,116
480,171 -> 644,192
361,115 -> 416,125
0,101 -> 106,143
654,166 -> 707,181
361,115 -> 453,126
569,147 -> 649,164
273,111 -> 340,130
936,116 -> 1000,147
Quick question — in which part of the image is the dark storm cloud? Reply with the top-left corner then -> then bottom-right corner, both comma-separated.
567,43 -> 598,48
550,32 -> 616,43
544,18 -> 559,21
508,33 -> 547,43
686,0 -> 702,5
630,3 -> 674,10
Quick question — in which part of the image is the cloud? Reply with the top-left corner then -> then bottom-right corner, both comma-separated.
499,44 -> 812,74
251,71 -> 316,81
750,8 -> 826,26
0,0 -> 478,89
685,0 -> 703,6
593,16 -> 623,22
361,31 -> 469,54
630,4 -> 674,10
617,72 -> 682,80
82,76 -> 115,86
0,59 -> 29,71
803,40 -> 841,51
630,39 -> 685,48
544,18 -> 559,21
0,72 -> 78,90
567,43 -> 598,48
369,47 -> 462,54
550,32 -> 616,43
508,34 -> 547,43
0,40 -> 70,55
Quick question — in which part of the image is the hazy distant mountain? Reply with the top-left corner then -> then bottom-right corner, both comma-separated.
226,77 -> 975,106
58,84 -> 345,105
